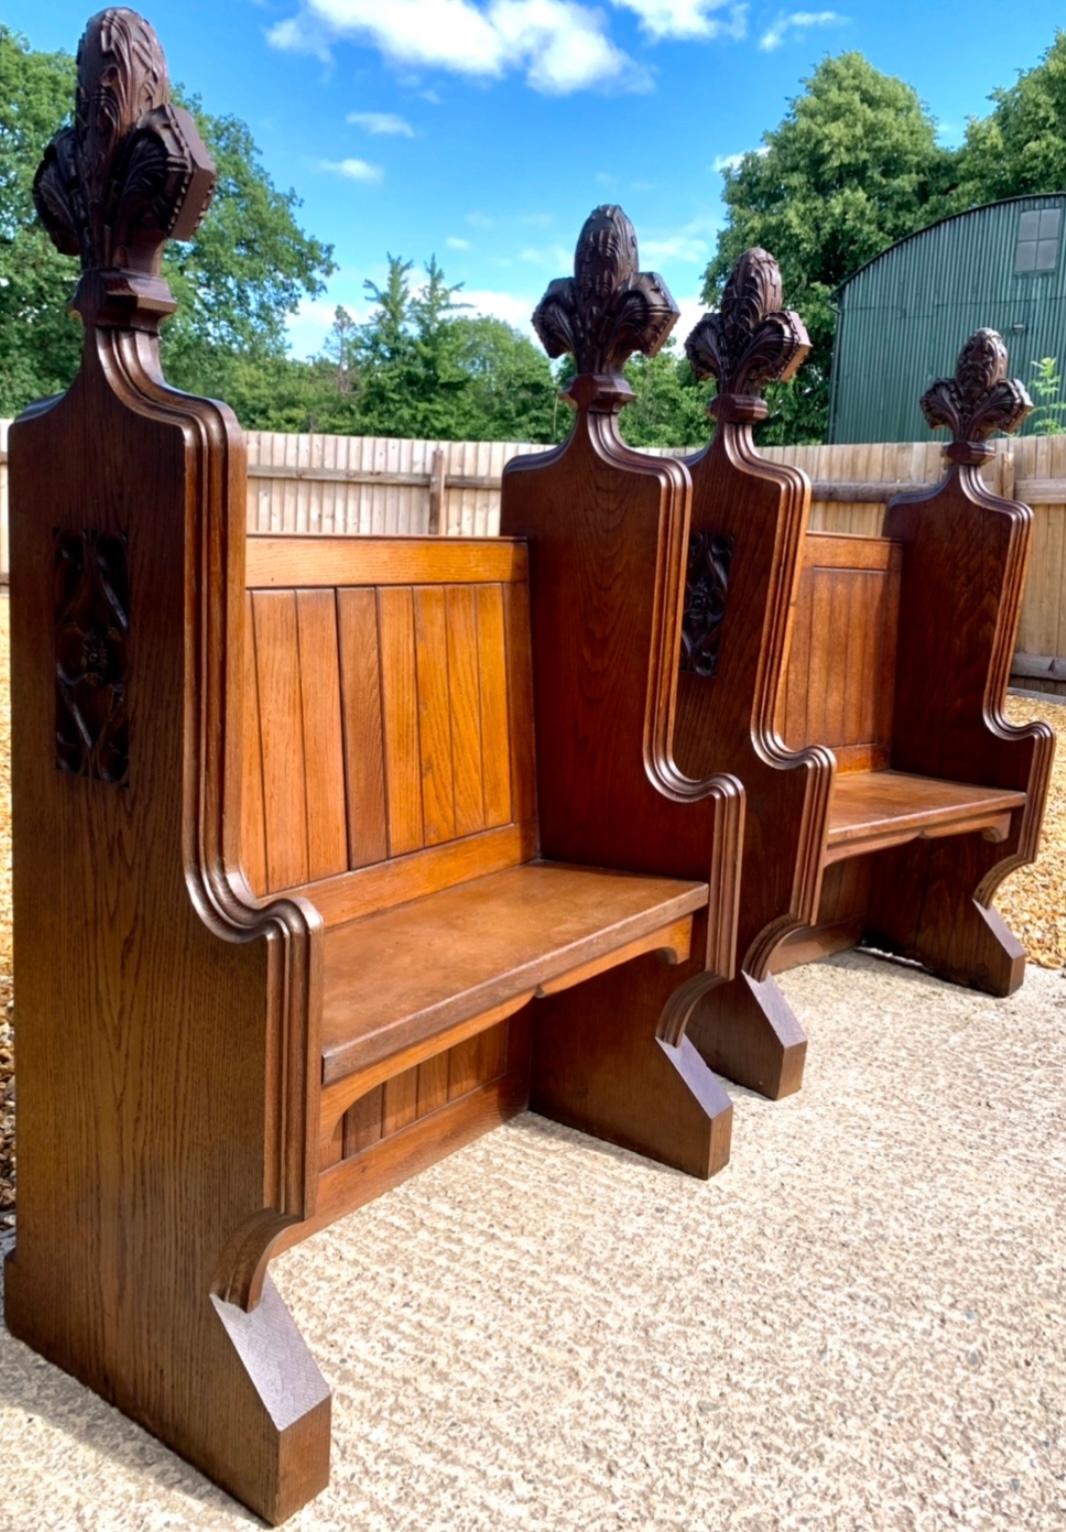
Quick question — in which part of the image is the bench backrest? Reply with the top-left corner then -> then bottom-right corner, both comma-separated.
241,536 -> 537,921
779,532 -> 903,773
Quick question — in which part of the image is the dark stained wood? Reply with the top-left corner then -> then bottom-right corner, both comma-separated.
825,770 -> 1024,859
675,280 -> 1054,1096
7,13 -> 329,1524
320,862 -> 710,1083
10,136 -> 746,1532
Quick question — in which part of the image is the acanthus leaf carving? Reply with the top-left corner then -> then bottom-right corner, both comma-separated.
685,248 -> 809,401
54,529 -> 130,786
680,531 -> 735,679
32,8 -> 215,286
920,328 -> 1032,448
532,205 -> 679,378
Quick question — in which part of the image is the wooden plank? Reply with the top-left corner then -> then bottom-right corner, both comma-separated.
336,588 -> 389,869
250,590 -> 308,891
446,584 -> 485,836
320,863 -> 709,1084
246,535 -> 527,589
502,579 -> 537,826
278,820 -> 535,927
240,592 -> 268,895
825,770 -> 1026,859
342,1086 -> 384,1157
415,1052 -> 451,1116
476,583 -> 512,828
413,586 -> 456,846
295,590 -> 348,882
382,1067 -> 419,1136
378,586 -> 424,856
803,532 -> 899,570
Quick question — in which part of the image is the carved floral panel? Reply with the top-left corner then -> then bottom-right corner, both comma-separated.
680,531 -> 735,679
54,529 -> 130,784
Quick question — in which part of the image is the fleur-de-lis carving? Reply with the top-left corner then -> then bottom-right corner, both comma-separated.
533,205 -> 679,378
33,8 -> 215,282
920,329 -> 1032,447
686,248 -> 808,399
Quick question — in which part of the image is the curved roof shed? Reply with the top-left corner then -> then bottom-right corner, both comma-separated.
828,194 -> 1066,443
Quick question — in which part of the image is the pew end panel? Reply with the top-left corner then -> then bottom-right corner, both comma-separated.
670,250 -> 832,1098
7,16 -> 329,1520
776,331 -> 1053,993
497,206 -> 745,1164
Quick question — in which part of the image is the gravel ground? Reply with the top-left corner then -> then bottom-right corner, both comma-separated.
0,603 -> 1061,1232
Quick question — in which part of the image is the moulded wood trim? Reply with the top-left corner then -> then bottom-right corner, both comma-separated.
246,535 -> 528,588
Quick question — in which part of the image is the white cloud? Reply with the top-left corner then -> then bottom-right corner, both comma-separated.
346,110 -> 415,136
317,156 -> 384,182
712,145 -> 768,172
446,235 -> 472,249
759,9 -> 847,51
612,0 -> 747,40
286,294 -> 373,357
642,213 -> 719,265
467,211 -> 496,228
463,287 -> 541,336
518,243 -> 572,267
268,0 -> 650,94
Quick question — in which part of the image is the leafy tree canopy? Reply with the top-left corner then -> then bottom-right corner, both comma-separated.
702,53 -> 956,443
0,23 -> 334,415
953,30 -> 1066,203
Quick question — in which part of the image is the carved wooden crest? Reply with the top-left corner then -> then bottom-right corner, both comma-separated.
686,248 -> 809,400
533,205 -> 679,378
33,8 -> 215,287
921,329 -> 1032,448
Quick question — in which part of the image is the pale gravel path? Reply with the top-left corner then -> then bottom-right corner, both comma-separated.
1,952 -> 1063,1531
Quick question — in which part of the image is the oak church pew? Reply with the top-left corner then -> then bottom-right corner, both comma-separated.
5,14 -> 743,1525
671,248 -> 1054,1098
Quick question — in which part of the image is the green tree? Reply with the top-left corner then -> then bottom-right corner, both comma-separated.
0,25 -> 334,415
618,346 -> 710,450
702,53 -> 956,442
447,316 -> 557,442
954,31 -> 1066,203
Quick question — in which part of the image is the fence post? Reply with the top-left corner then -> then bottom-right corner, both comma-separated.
428,447 -> 446,534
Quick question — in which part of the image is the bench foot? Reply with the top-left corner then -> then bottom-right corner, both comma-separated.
5,1253 -> 330,1526
529,951 -> 733,1178
687,970 -> 808,1100
867,840 -> 1026,998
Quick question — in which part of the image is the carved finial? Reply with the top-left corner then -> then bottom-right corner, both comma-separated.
685,248 -> 809,420
33,8 -> 216,325
533,205 -> 679,391
921,329 -> 1032,461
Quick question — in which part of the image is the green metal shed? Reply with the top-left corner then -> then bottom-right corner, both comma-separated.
828,194 -> 1066,443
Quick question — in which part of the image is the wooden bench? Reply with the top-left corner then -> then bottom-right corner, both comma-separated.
240,528 -> 737,1249
5,19 -> 743,1523
672,247 -> 1054,1098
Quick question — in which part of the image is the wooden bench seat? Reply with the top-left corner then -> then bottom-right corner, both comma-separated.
670,249 -> 1053,1103
321,862 -> 708,1084
824,770 -> 1027,862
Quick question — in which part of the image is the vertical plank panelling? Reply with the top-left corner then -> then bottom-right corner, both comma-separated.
378,586 -> 425,854
413,586 -> 456,845
342,1087 -> 384,1156
382,1067 -> 419,1135
446,584 -> 485,835
448,1022 -> 509,1101
240,593 -> 268,895
295,590 -> 349,881
251,590 -> 309,890
415,1054 -> 451,1116
475,583 -> 512,828
337,588 -> 389,868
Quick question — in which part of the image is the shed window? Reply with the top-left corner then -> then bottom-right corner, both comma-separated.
1014,207 -> 1061,273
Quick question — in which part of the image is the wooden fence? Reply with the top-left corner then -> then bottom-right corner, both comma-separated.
2,424 -> 1064,692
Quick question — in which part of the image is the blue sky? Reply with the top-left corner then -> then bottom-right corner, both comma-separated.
7,1 -> 1064,356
